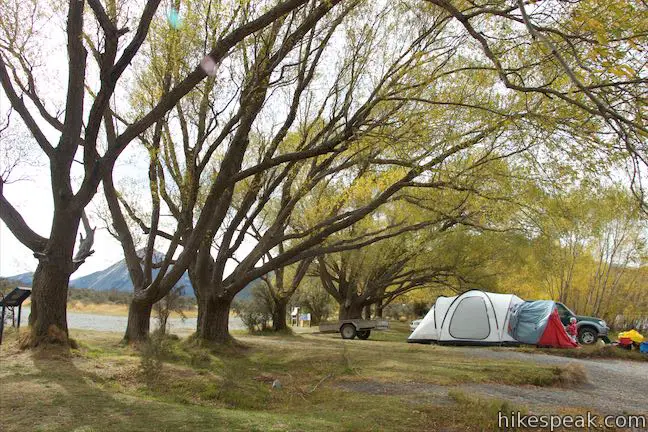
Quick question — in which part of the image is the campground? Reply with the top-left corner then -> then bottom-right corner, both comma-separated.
1,323 -> 646,432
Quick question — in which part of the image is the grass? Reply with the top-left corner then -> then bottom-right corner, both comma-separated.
0,324 -> 603,432
447,390 -> 526,430
518,343 -> 648,362
550,363 -> 588,386
15,298 -> 199,318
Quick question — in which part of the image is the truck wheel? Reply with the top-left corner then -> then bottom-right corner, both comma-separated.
578,327 -> 597,345
357,330 -> 371,340
340,324 -> 356,339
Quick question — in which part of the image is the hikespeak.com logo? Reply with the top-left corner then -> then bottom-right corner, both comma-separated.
498,411 -> 647,431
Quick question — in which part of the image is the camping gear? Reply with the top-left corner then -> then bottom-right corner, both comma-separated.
408,290 -> 578,348
408,290 -> 524,345
618,337 -> 633,346
617,338 -> 633,350
508,301 -> 579,348
617,329 -> 644,344
640,342 -> 648,354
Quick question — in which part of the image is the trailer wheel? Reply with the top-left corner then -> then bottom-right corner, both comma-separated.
340,324 -> 357,339
357,330 -> 371,340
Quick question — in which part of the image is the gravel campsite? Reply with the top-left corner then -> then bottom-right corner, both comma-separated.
1,0 -> 647,431
1,324 -> 646,431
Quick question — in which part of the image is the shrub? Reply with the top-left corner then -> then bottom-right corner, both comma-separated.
67,287 -> 132,304
292,277 -> 334,324
154,284 -> 187,334
139,332 -> 166,384
232,286 -> 272,332
412,301 -> 430,317
382,303 -> 414,320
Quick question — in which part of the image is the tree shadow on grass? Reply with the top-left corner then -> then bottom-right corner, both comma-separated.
1,348 -> 159,431
1,341 -> 341,432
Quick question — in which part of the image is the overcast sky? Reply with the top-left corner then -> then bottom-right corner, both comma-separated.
0,121 -> 151,279
0,2 -> 167,279
0,1 -> 296,282
0,1 -> 342,280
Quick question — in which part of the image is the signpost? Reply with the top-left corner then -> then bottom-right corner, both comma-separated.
0,286 -> 32,345
291,307 -> 300,326
299,313 -> 311,327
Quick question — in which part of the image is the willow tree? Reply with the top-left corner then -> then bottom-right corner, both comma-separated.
102,0 -> 351,342
312,152 -> 534,319
0,0 -> 322,345
423,0 -> 647,211
111,2 -> 520,343
528,184 -> 646,319
258,258 -> 313,331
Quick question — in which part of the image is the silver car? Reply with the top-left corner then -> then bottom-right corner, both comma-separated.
409,319 -> 422,332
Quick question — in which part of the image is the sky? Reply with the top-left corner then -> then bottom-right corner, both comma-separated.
0,127 -> 151,279
0,0 -> 337,280
0,0 -> 300,282
0,2 -> 161,279
0,53 -> 151,278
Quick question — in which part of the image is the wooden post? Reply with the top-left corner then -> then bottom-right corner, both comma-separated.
17,304 -> 22,328
0,305 -> 5,345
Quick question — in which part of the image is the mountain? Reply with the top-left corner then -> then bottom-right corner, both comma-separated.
3,272 -> 33,286
3,250 -> 256,300
71,249 -> 195,295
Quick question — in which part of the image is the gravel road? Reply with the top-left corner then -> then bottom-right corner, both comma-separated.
14,308 -> 245,333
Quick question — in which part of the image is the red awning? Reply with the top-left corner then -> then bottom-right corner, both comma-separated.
537,308 -> 579,348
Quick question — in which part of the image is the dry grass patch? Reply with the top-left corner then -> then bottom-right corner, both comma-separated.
514,343 -> 648,362
535,344 -> 648,362
444,390 -> 527,431
0,328 -> 601,432
551,363 -> 588,387
65,301 -> 198,318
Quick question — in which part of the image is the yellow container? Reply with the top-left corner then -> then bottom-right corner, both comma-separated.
617,329 -> 645,344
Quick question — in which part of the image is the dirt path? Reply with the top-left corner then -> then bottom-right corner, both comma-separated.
337,347 -> 648,416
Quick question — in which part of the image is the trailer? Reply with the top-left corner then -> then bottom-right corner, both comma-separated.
319,319 -> 389,340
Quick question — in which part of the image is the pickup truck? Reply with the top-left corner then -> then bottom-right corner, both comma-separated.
556,302 -> 610,345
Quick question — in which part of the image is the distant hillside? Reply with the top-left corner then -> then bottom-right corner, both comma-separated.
4,272 -> 34,286
71,250 -> 194,294
3,250 -> 256,300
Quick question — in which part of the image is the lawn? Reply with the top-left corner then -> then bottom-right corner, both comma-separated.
515,344 -> 648,362
0,324 -> 585,432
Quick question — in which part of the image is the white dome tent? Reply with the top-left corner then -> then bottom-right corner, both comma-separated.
408,290 -> 524,345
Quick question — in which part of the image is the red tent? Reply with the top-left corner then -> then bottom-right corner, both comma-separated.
537,308 -> 579,348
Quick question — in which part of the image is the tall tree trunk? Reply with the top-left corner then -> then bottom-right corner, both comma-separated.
28,210 -> 79,346
123,298 -> 153,343
194,286 -> 204,334
338,300 -> 364,320
29,259 -> 72,344
273,298 -> 288,331
376,299 -> 384,318
363,304 -> 372,320
197,295 -> 233,343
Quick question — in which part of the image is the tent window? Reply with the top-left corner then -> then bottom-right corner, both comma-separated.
449,296 -> 490,340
